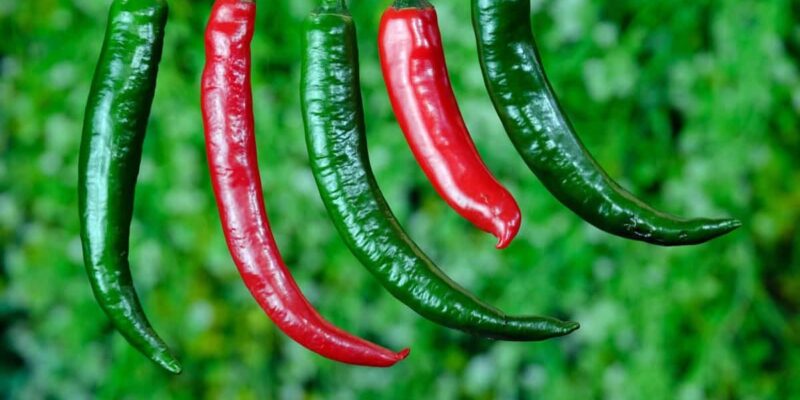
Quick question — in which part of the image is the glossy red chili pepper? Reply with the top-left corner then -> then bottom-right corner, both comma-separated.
200,0 -> 408,367
378,0 -> 521,249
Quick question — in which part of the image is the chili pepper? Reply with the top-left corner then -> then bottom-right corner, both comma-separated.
378,0 -> 521,249
201,0 -> 408,367
301,0 -> 578,341
471,0 -> 741,246
78,0 -> 180,373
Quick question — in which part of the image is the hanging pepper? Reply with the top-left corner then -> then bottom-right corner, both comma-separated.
301,0 -> 578,341
471,0 -> 741,246
78,0 -> 180,373
201,0 -> 408,367
378,0 -> 521,249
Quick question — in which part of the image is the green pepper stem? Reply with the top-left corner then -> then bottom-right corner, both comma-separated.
392,0 -> 432,9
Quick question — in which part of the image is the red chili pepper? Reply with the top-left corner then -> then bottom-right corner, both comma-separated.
378,1 -> 521,249
200,0 -> 409,367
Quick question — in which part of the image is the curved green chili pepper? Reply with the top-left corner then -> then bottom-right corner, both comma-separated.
472,0 -> 741,246
301,1 -> 578,341
78,0 -> 179,373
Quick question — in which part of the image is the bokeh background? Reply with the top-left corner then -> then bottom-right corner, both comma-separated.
3,0 -> 799,398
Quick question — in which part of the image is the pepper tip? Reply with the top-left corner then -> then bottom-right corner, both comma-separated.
564,321 -> 580,334
373,347 -> 410,367
495,233 -> 511,249
699,217 -> 743,242
493,214 -> 521,250
396,347 -> 411,360
155,353 -> 183,374
165,361 -> 183,375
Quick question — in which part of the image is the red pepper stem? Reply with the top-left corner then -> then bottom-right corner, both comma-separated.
392,0 -> 432,9
319,0 -> 347,12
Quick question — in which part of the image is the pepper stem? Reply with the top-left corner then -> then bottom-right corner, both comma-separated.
392,0 -> 432,9
319,0 -> 347,12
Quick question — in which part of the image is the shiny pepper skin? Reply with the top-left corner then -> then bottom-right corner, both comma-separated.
471,0 -> 741,246
78,0 -> 180,373
378,0 -> 521,249
201,0 -> 408,367
301,1 -> 578,341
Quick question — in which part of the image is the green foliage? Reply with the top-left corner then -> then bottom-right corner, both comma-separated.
2,0 -> 799,398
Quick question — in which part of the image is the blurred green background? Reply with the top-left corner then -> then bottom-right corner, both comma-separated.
3,0 -> 799,398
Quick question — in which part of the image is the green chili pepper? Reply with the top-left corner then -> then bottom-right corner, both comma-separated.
301,0 -> 578,341
472,0 -> 741,246
78,0 -> 179,373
